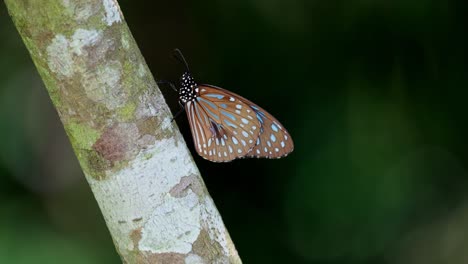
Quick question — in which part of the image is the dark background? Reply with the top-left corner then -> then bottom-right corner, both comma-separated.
1,0 -> 468,263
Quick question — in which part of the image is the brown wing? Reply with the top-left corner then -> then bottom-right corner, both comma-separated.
185,85 -> 261,162
199,85 -> 294,159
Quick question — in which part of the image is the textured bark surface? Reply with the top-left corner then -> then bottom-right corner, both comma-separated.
4,0 -> 241,263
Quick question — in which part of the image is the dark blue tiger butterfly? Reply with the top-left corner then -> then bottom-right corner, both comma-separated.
166,49 -> 293,162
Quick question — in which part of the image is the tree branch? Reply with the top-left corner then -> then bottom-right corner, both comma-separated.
4,0 -> 241,263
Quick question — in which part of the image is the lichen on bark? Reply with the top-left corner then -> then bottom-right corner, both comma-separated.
5,0 -> 242,263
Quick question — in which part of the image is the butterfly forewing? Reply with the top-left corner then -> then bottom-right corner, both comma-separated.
185,86 -> 261,162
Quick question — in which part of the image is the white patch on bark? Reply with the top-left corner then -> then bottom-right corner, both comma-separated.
47,35 -> 73,77
82,60 -> 124,109
135,91 -> 160,119
102,0 -> 122,26
140,191 -> 201,254
87,136 -> 199,253
47,29 -> 103,78
71,29 -> 102,56
138,63 -> 146,77
185,254 -> 206,264
62,0 -> 95,21
201,196 -> 231,255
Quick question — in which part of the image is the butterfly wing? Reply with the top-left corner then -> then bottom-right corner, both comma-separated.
185,86 -> 261,162
199,85 -> 294,159
244,104 -> 294,158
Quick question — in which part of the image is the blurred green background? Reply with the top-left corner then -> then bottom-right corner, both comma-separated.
1,0 -> 468,263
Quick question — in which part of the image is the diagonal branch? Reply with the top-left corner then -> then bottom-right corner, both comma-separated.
4,0 -> 242,263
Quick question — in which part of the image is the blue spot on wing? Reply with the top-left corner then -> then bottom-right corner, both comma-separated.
197,97 -> 217,109
220,110 -> 236,121
204,94 -> 225,99
271,123 -> 279,132
250,105 -> 267,130
196,98 -> 219,120
224,119 -> 237,128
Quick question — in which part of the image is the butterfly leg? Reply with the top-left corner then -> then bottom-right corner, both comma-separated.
157,80 -> 178,92
171,102 -> 185,122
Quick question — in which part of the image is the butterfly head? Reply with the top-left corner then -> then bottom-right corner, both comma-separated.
179,72 -> 198,104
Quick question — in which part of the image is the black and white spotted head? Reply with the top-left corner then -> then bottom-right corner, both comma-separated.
179,72 -> 198,104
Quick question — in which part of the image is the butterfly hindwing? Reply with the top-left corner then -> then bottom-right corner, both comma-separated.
245,105 -> 294,158
185,86 -> 261,162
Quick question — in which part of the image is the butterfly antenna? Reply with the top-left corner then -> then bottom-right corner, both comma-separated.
173,48 -> 190,72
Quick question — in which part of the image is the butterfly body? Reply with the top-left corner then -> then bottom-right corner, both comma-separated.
176,71 -> 293,162
179,72 -> 198,104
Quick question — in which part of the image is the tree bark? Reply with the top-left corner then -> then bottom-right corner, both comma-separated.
4,0 -> 241,263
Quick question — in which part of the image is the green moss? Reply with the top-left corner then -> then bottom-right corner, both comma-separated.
121,29 -> 131,50
6,0 -> 70,38
144,152 -> 154,160
122,60 -> 141,94
65,122 -> 101,150
6,0 -> 110,39
117,102 -> 137,121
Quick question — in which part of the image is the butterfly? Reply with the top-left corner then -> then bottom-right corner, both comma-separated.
164,49 -> 294,162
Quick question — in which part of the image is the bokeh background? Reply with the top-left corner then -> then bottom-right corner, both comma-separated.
1,0 -> 468,263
